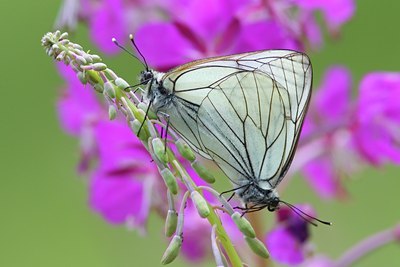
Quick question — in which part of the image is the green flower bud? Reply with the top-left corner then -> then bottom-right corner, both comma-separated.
165,210 -> 178,237
104,81 -> 116,99
152,138 -> 169,164
244,236 -> 270,259
59,32 -> 69,39
191,160 -> 215,184
161,235 -> 182,265
137,102 -> 157,119
115,77 -> 131,92
175,139 -> 196,162
72,43 -> 83,50
160,168 -> 178,195
75,55 -> 87,65
93,84 -> 104,93
108,105 -> 117,120
190,191 -> 210,218
231,212 -> 256,238
129,120 -> 147,141
91,54 -> 101,62
77,71 -> 88,84
91,62 -> 107,71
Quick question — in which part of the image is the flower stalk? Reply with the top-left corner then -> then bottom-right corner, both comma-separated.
42,30 -> 246,267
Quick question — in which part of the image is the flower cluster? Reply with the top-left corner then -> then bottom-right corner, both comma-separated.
44,0 -> 400,266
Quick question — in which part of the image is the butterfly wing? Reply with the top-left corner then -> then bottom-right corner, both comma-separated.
160,50 -> 312,188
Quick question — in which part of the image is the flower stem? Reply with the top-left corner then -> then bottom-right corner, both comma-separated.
205,200 -> 243,267
335,223 -> 400,267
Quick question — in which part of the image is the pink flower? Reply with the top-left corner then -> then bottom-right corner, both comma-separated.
89,120 -> 163,230
292,0 -> 355,31
135,0 -> 299,70
300,66 -> 352,199
353,73 -> 400,165
266,204 -> 315,265
56,63 -> 103,172
89,0 -> 126,54
56,63 -> 102,136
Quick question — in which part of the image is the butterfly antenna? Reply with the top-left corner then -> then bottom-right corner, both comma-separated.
112,37 -> 147,70
129,34 -> 149,71
279,200 -> 332,227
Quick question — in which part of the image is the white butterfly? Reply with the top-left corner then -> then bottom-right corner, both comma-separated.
141,50 -> 312,212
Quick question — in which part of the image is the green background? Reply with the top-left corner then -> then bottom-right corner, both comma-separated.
1,0 -> 399,266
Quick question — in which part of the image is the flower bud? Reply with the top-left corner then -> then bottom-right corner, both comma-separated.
75,55 -> 87,65
129,120 -> 147,141
165,210 -> 178,237
93,84 -> 104,93
152,138 -> 169,164
56,50 -> 66,61
91,62 -> 107,71
191,160 -> 215,184
72,43 -> 83,50
91,54 -> 101,62
175,139 -> 196,162
59,32 -> 69,39
160,168 -> 178,195
137,102 -> 157,119
161,235 -> 182,265
244,236 -> 270,259
104,81 -> 116,99
108,105 -> 117,120
77,71 -> 88,84
231,212 -> 256,238
190,191 -> 210,218
115,77 -> 131,92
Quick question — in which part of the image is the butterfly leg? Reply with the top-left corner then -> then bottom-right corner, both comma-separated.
157,111 -> 171,154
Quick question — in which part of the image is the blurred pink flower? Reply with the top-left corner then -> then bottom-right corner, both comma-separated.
135,0 -> 299,70
89,0 -> 126,54
89,120 -> 163,230
56,63 -> 102,172
292,0 -> 355,31
353,73 -> 400,165
57,63 -> 102,136
301,66 -> 352,199
266,204 -> 315,265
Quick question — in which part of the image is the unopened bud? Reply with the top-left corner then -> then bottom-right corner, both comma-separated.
77,71 -> 88,84
175,139 -> 196,162
160,168 -> 178,195
91,54 -> 101,62
108,105 -> 117,120
165,210 -> 178,237
93,84 -> 103,93
129,120 -> 147,141
75,55 -> 87,65
152,138 -> 169,164
138,102 -> 157,119
91,62 -> 107,71
161,235 -> 182,265
115,77 -> 131,92
191,160 -> 215,183
190,191 -> 210,218
244,236 -> 270,259
104,81 -> 116,98
231,212 -> 256,238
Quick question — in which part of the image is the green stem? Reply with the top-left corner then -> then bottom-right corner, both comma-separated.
205,200 -> 243,267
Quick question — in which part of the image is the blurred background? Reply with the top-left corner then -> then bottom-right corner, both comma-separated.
1,0 -> 399,266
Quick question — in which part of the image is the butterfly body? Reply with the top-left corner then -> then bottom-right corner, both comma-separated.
140,50 -> 312,211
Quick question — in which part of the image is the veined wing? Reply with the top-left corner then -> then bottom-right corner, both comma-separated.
160,50 -> 312,187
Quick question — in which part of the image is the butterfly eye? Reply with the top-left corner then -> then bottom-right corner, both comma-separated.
140,71 -> 153,84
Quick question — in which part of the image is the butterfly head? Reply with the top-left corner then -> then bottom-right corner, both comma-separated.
139,69 -> 154,85
237,182 -> 281,212
140,69 -> 172,109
